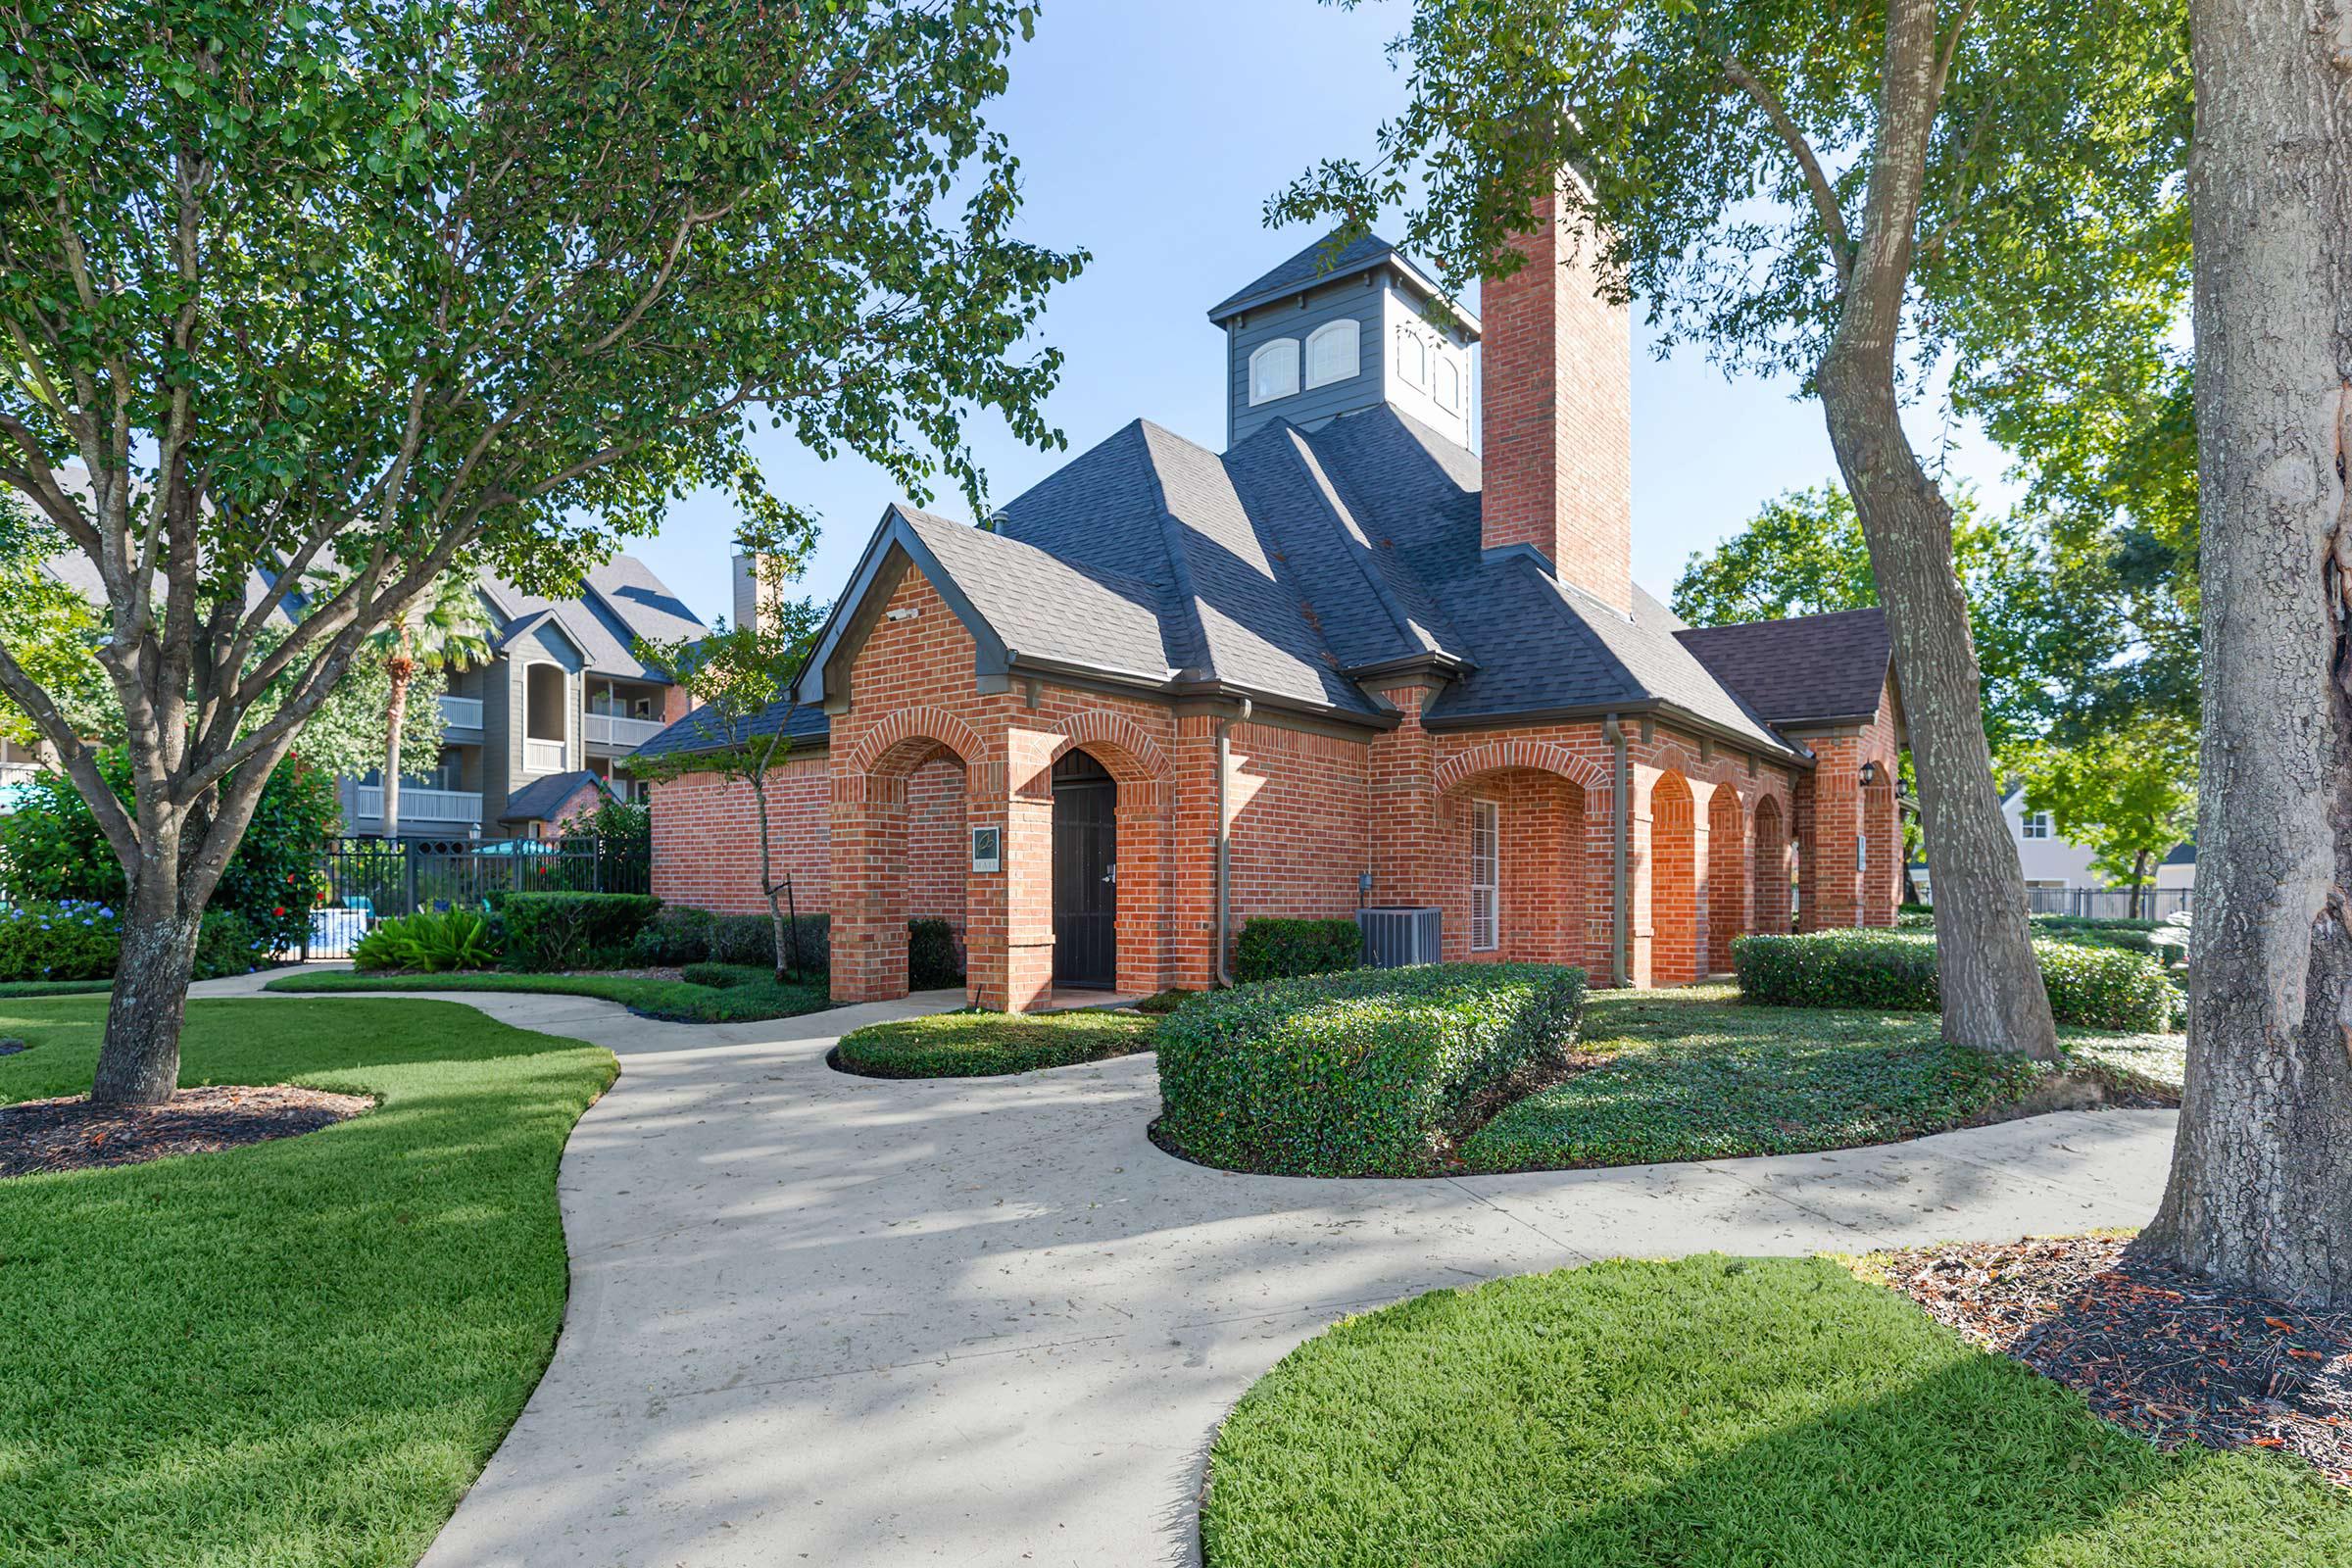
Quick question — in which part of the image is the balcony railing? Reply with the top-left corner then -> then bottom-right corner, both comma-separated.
585,712 -> 667,750
522,737 -> 566,773
438,695 -> 484,729
356,784 -> 482,825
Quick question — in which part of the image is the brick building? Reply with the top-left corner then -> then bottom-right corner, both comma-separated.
635,209 -> 1905,1010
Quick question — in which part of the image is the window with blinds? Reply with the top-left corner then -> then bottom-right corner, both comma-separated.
1471,799 -> 1500,952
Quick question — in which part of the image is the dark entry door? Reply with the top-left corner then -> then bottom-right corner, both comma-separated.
1053,750 -> 1117,989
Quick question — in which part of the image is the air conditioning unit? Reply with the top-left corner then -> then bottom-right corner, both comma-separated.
1357,906 -> 1442,968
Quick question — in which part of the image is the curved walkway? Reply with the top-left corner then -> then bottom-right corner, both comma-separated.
200,973 -> 2179,1567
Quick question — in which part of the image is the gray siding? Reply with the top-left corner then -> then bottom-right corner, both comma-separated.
1225,274 -> 1387,446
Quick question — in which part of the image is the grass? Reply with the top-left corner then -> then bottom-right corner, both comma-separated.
834,1005 -> 1157,1077
1200,1254 -> 2351,1568
1461,985 -> 2178,1172
266,963 -> 834,1022
0,995 -> 615,1567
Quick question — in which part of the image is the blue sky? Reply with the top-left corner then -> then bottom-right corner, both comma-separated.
626,0 -> 2016,629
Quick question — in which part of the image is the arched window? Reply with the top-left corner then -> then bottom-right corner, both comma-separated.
1249,338 -> 1300,405
1435,354 -> 1461,412
1304,318 -> 1361,389
1396,327 -> 1428,388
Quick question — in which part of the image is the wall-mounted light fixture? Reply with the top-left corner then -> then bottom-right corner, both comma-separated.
1859,760 -> 1879,787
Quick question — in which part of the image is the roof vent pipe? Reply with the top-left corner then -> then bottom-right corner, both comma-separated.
1214,698 -> 1253,988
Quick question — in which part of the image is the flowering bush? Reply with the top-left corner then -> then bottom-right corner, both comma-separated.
0,900 -> 269,982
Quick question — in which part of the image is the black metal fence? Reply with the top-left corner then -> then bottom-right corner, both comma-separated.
305,833 -> 652,957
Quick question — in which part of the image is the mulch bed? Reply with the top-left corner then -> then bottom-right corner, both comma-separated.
1874,1234 -> 2352,1486
0,1084 -> 373,1178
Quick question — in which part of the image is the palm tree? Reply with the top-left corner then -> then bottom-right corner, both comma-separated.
373,573 -> 493,840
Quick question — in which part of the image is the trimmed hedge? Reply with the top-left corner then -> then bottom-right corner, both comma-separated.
501,892 -> 661,972
1733,930 -> 2175,1032
1235,916 -> 1364,983
1156,963 -> 1588,1177
835,1007 -> 1153,1078
630,906 -> 831,974
907,917 -> 962,990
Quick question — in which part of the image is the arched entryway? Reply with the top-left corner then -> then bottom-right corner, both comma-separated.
1650,772 -> 1699,985
1752,795 -> 1789,936
1432,747 -> 1594,968
833,709 -> 983,1005
1052,749 -> 1118,989
1707,784 -> 1747,973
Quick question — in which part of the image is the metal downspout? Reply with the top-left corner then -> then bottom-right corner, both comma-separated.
1604,712 -> 1629,988
1214,698 -> 1252,987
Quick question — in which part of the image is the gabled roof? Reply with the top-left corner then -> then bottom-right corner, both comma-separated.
1204,230 -> 1479,334
1673,608 -> 1894,728
630,697 -> 830,765
482,554 -> 706,683
499,768 -> 607,823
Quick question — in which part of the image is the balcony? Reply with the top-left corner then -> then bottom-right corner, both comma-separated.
585,712 -> 667,750
523,737 -> 567,774
439,695 -> 484,730
357,784 -> 482,825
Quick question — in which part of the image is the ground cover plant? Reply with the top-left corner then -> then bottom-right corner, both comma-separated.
0,996 -> 614,1566
834,1006 -> 1156,1078
1735,930 -> 2177,1031
1463,986 -> 2176,1172
1155,963 -> 1587,1177
268,965 -> 833,1024
1199,1255 -> 2351,1568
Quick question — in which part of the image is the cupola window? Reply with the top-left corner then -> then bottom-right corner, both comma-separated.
1304,318 -> 1361,389
1249,338 -> 1300,405
1396,327 -> 1428,388
1435,354 -> 1461,412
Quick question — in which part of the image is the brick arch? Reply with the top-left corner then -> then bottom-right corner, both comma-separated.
1046,710 -> 1171,783
1650,770 -> 1700,986
1434,739 -> 1607,796
847,706 -> 986,777
1707,778 -> 1748,972
1647,740 -> 1704,784
1753,792 -> 1790,935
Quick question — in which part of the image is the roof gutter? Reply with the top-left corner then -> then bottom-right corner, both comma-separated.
1419,697 -> 1812,767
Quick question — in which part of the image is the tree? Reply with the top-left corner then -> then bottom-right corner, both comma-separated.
630,543 -> 826,984
2013,718 -> 2195,919
364,572 -> 491,839
1278,0 -> 2185,1059
0,1 -> 1080,1103
2135,0 -> 2352,1301
1672,483 -> 2108,762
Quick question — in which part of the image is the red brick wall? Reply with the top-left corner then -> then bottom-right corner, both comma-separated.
1480,188 -> 1634,614
649,752 -> 830,914
1650,773 -> 1699,985
1225,720 -> 1369,925
1789,676 -> 1903,930
906,757 -> 967,929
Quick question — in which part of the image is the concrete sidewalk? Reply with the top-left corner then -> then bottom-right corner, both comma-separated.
224,977 -> 2178,1567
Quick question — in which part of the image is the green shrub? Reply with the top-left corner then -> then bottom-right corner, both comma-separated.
907,918 -> 962,990
500,892 -> 662,971
680,960 -> 762,989
0,900 -> 271,983
1234,916 -> 1363,983
631,906 -> 716,964
836,1007 -> 1154,1078
705,909 -> 831,973
1155,963 -> 1588,1177
0,753 -> 338,956
192,909 -> 270,980
352,908 -> 502,973
1733,930 -> 2174,1031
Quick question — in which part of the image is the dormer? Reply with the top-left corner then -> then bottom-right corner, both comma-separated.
1207,230 -> 1480,450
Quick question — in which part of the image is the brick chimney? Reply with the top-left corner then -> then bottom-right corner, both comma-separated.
731,551 -> 779,635
1479,189 -> 1633,615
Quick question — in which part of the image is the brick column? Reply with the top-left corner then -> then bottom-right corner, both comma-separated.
1586,785 -> 1620,980
830,770 -> 909,1004
989,733 -> 1058,1012
1863,771 -> 1901,927
1171,715 -> 1220,989
1114,778 -> 1172,995
1810,744 -> 1864,929
1366,684 -> 1443,911
1627,770 -> 1657,988
1689,780 -> 1713,984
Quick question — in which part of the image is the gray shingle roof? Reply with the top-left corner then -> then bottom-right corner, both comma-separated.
1205,231 -> 1400,323
1673,608 -> 1893,727
499,768 -> 606,823
483,554 -> 705,683
629,698 -> 830,765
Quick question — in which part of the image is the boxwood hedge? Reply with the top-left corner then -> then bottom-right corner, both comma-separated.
1155,962 -> 1587,1177
1733,930 -> 2174,1031
1234,917 -> 1364,983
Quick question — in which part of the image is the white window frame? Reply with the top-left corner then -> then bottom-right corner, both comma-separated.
1396,327 -> 1428,388
1434,354 -> 1461,411
1471,798 -> 1500,952
1304,318 -> 1361,389
1248,338 -> 1300,405
2022,810 -> 2054,841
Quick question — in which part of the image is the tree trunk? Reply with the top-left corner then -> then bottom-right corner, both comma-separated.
381,657 -> 414,840
1809,0 -> 2057,1060
2136,0 -> 2352,1303
90,858 -> 204,1107
2130,848 -> 2152,922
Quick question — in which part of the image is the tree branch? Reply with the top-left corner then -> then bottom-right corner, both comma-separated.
1719,55 -> 1854,285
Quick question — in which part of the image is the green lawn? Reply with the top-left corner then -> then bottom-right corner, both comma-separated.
1461,985 -> 2179,1172
834,1005 -> 1157,1077
0,996 -> 615,1567
0,980 -> 112,999
266,963 -> 834,1023
1201,1255 -> 2349,1568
